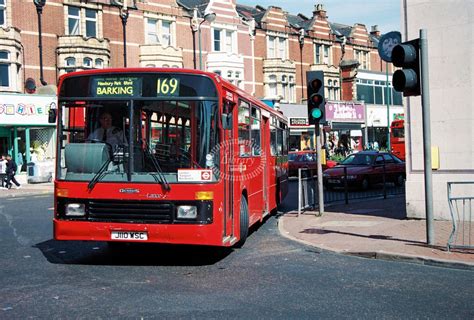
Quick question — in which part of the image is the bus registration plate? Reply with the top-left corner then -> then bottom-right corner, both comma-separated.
110,231 -> 148,241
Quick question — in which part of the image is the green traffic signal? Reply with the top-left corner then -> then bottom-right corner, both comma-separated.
311,108 -> 322,119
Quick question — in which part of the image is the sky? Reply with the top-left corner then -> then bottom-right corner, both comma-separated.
237,0 -> 401,34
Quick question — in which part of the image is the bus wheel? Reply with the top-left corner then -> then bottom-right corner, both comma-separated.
234,196 -> 249,248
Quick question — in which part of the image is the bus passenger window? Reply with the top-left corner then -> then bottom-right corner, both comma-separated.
238,101 -> 251,156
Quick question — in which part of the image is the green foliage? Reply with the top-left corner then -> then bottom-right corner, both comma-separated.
330,154 -> 345,162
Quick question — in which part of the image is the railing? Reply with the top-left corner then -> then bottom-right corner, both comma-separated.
447,181 -> 473,252
297,168 -> 405,214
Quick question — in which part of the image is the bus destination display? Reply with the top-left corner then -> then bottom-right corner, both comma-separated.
91,77 -> 142,97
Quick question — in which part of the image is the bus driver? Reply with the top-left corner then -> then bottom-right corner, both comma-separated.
88,112 -> 127,150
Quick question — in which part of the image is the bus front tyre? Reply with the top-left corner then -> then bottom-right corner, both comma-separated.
234,196 -> 249,248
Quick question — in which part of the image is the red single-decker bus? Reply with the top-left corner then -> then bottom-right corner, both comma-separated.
52,68 -> 288,247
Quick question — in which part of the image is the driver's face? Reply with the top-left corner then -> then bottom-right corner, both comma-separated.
99,114 -> 112,129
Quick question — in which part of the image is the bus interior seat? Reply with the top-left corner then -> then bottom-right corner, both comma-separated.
65,143 -> 110,173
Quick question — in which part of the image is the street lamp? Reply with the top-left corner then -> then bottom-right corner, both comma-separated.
33,0 -> 47,85
120,7 -> 129,67
192,9 -> 216,71
298,28 -> 305,101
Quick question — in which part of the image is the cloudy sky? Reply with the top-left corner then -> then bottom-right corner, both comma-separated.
237,0 -> 401,34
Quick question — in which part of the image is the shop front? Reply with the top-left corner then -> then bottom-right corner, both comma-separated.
0,93 -> 57,172
325,101 -> 366,157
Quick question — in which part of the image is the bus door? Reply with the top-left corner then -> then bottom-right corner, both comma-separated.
222,99 -> 235,242
261,113 -> 270,214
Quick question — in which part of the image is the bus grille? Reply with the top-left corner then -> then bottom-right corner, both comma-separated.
87,200 -> 173,223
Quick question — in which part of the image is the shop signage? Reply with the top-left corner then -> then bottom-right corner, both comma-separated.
0,94 -> 56,126
325,102 -> 365,123
289,117 -> 309,127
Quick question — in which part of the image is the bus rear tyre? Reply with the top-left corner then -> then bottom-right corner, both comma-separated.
234,196 -> 249,248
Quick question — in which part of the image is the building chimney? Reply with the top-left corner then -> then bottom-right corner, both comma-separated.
313,4 -> 327,19
370,25 -> 380,37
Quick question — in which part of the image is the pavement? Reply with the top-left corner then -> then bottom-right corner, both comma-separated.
279,196 -> 474,270
0,174 -> 53,198
1,175 -> 473,270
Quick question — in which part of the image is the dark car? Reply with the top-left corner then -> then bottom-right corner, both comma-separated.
288,151 -> 337,177
323,151 -> 405,190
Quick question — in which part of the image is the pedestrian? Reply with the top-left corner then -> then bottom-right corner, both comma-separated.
0,154 -> 7,189
5,154 -> 21,190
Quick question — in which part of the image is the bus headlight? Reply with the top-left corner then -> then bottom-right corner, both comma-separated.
177,206 -> 197,219
65,203 -> 86,217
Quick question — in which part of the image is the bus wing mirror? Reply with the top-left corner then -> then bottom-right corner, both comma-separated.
222,113 -> 232,130
48,109 -> 57,123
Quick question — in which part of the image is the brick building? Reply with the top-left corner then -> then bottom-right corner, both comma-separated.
0,0 -> 399,165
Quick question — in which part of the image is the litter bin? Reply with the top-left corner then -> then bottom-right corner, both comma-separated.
27,161 -> 54,184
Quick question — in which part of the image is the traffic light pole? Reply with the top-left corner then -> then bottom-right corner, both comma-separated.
420,29 -> 434,245
316,123 -> 324,216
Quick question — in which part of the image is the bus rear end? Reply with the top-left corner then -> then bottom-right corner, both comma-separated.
53,69 -> 228,246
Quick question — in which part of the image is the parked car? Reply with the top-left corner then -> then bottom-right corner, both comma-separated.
288,151 -> 337,177
323,151 -> 405,190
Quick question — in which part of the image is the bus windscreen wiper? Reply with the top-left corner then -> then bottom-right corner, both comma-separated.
143,141 -> 171,191
87,157 -> 112,191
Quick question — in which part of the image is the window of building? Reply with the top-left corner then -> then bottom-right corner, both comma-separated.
0,0 -> 6,26
147,18 -> 173,46
289,76 -> 295,103
66,57 -> 76,67
161,20 -> 171,46
213,29 -> 221,51
68,6 -> 80,35
67,6 -> 98,38
268,36 -> 275,58
268,75 -> 277,96
278,38 -> 286,59
85,9 -> 97,38
95,58 -> 104,68
225,30 -> 232,52
213,29 -> 234,53
83,57 -> 92,68
355,49 -> 369,69
0,51 -> 10,87
147,19 -> 159,43
213,70 -> 221,76
315,44 -> 330,64
267,35 -> 287,59
356,79 -> 402,106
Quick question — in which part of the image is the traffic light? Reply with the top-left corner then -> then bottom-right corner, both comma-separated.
306,71 -> 325,125
392,39 -> 420,96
